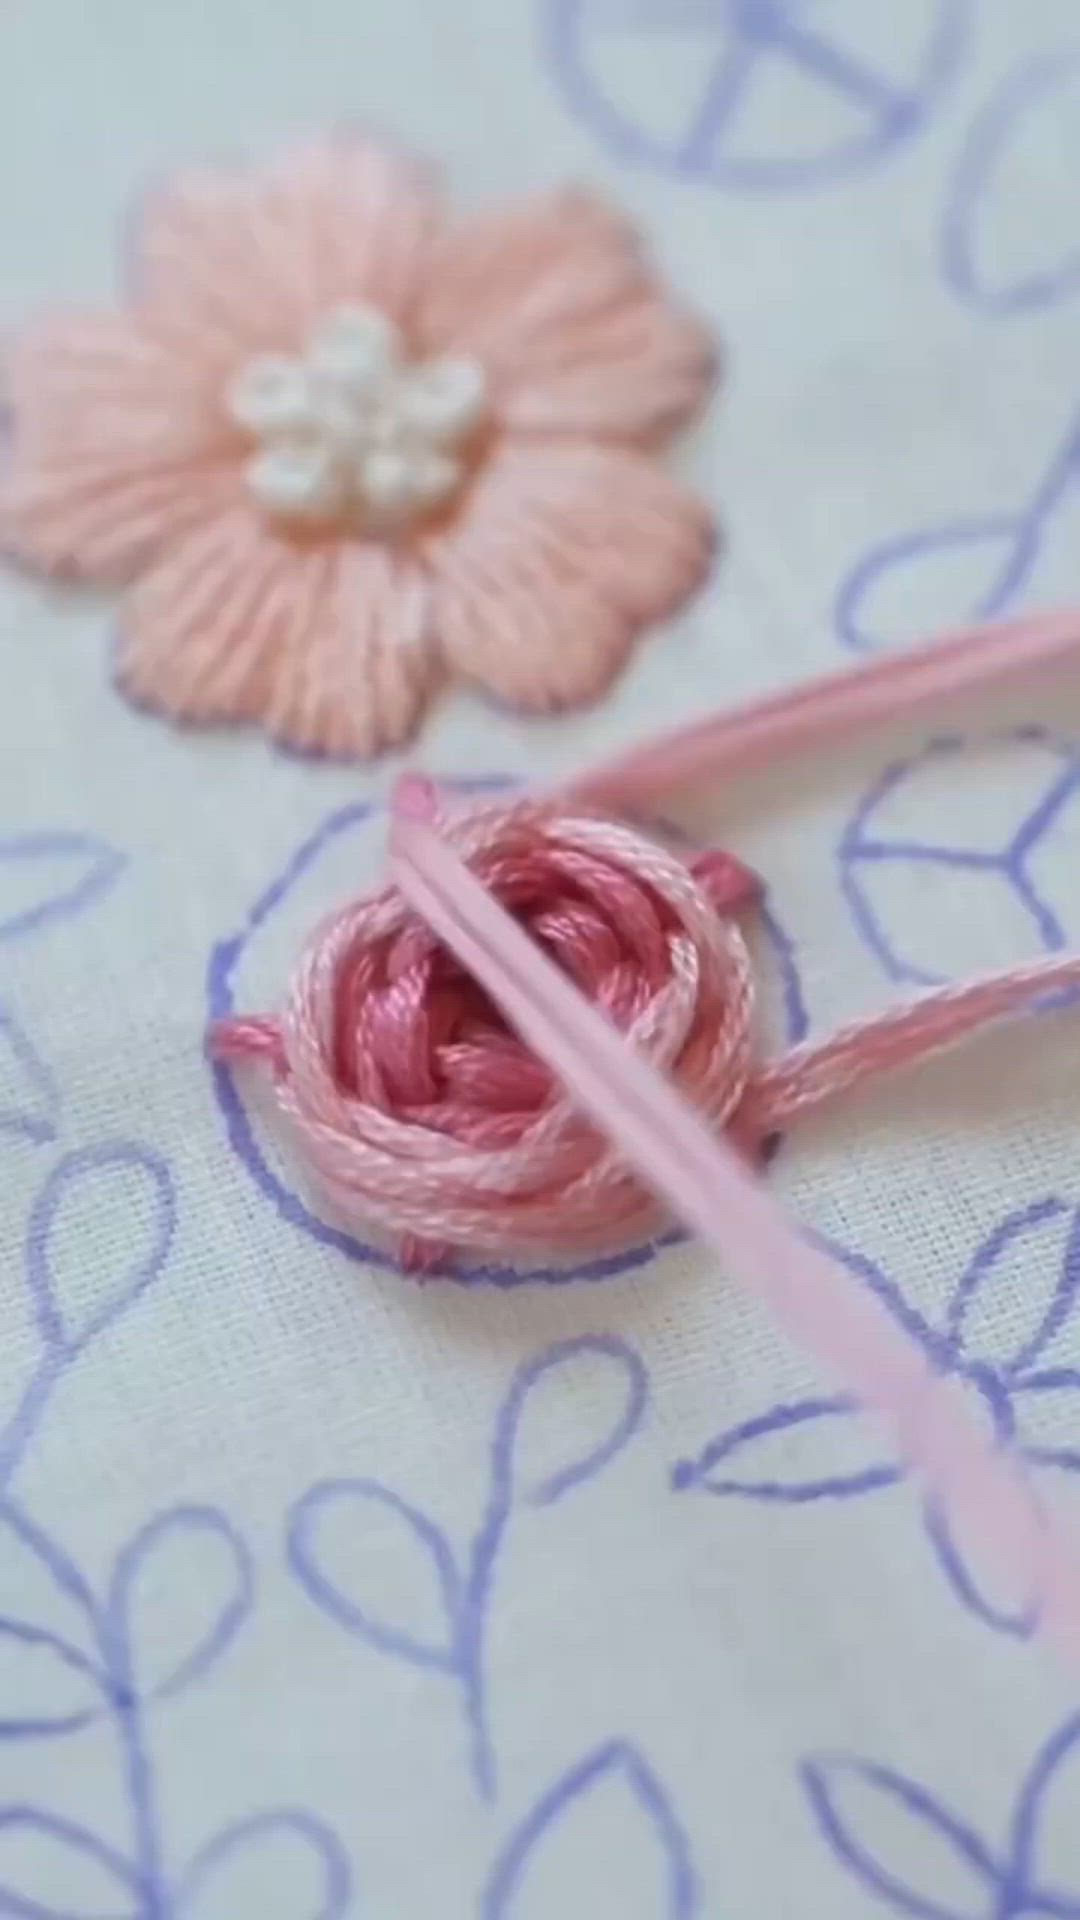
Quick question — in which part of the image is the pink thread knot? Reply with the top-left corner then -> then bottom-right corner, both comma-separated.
212,801 -> 762,1270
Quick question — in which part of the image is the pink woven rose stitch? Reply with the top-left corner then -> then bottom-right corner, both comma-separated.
0,134 -> 717,758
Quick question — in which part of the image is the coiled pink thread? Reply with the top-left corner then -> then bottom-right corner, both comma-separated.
212,606 -> 1080,1272
388,780 -> 1080,1669
211,604 -> 1080,1671
213,801 -> 765,1268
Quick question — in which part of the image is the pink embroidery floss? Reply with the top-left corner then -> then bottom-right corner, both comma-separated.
389,781 -> 1080,1673
211,606 -> 1080,1272
212,798 -> 764,1269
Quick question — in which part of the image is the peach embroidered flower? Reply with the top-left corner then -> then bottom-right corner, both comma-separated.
1,134 -> 717,758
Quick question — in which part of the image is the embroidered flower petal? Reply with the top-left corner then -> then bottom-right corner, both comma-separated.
115,506 -> 334,726
133,133 -> 443,360
1,314 -> 228,580
420,190 -> 715,444
117,507 -> 438,756
425,443 -> 712,709
263,542 -> 440,757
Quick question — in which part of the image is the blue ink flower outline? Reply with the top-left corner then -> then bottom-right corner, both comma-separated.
542,0 -> 968,193
834,410 -> 1080,655
484,1739 -> 700,1918
803,1710 -> 1080,1917
839,728 -> 1080,988
0,1497 -> 353,1918
289,1333 -> 649,1802
941,45 -> 1080,317
0,829 -> 126,1144
673,1197 -> 1080,1636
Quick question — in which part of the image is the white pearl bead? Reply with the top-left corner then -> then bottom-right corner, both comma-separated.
246,443 -> 345,521
359,449 -> 423,517
226,355 -> 315,436
396,357 -> 488,442
232,305 -> 482,529
308,303 -> 398,398
358,447 -> 460,518
408,449 -> 462,506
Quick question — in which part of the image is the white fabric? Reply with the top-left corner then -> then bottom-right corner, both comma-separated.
2,2 -> 1080,1913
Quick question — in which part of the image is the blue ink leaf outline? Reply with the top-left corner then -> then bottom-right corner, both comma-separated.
0,1007 -> 58,1147
0,1616 -> 108,1741
483,1739 -> 699,1919
287,1478 -> 460,1673
0,834 -> 125,945
943,1198 -> 1079,1376
0,1802 -> 138,1920
923,1491 -> 1036,1639
288,1333 -> 649,1802
1008,1711 -> 1080,1912
178,1807 -> 353,1920
0,1502 -> 98,1622
108,1505 -> 255,1706
496,1335 -> 649,1510
1013,1368 -> 1080,1474
802,1754 -> 1001,1920
670,1395 -> 902,1502
25,1144 -> 177,1361
941,46 -> 1080,316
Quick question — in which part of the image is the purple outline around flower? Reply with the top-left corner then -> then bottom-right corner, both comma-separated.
209,779 -> 807,1288
673,1198 -> 1080,1636
803,1710 -> 1080,1917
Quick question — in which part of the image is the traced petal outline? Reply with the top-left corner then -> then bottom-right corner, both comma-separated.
941,47 -> 1080,315
0,1617 -> 108,1741
0,1802 -> 138,1919
923,1493 -> 1037,1639
671,1395 -> 902,1502
178,1807 -> 353,1920
25,1143 -> 177,1357
943,1199 -> 1080,1376
1007,1711 -> 1080,1912
0,1501 -> 98,1620
495,1335 -> 649,1508
0,1007 -> 58,1146
0,834 -> 125,944
801,1754 -> 1000,1920
835,518 -> 1038,658
287,1478 -> 460,1672
108,1505 -> 254,1704
1012,1369 -> 1080,1473
483,1740 -> 699,1919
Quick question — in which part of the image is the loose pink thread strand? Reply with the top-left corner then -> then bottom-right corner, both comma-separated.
574,605 -> 1080,807
212,609 -> 1080,1259
212,606 -> 1080,1663
390,785 -> 1080,1669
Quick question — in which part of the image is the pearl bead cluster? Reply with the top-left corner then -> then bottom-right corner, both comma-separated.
225,303 -> 488,530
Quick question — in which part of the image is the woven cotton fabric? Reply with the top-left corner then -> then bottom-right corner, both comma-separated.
3,3 -> 1080,1912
